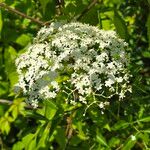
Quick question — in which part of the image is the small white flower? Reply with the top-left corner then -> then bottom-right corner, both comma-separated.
31,99 -> 38,108
105,79 -> 115,87
107,62 -> 115,69
116,77 -> 123,83
119,91 -> 125,99
99,102 -> 104,108
131,135 -> 136,141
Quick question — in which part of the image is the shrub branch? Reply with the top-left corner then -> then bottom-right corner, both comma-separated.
0,99 -> 37,109
73,0 -> 99,21
0,2 -> 45,25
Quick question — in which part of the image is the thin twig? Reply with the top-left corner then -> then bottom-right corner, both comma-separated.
0,2 -> 45,25
73,0 -> 99,21
0,99 -> 12,105
65,111 -> 76,150
0,99 -> 38,109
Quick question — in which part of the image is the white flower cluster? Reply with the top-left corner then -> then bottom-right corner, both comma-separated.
15,22 -> 132,109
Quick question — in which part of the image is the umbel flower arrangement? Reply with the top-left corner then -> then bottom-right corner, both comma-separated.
15,22 -> 132,113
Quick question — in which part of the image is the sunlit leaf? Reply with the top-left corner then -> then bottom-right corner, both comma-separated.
12,141 -> 24,150
22,133 -> 35,150
16,34 -> 31,47
44,99 -> 58,120
138,116 -> 150,122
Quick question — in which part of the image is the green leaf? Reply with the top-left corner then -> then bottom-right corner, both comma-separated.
44,99 -> 58,120
39,0 -> 55,20
137,133 -> 149,145
4,46 -> 18,87
12,141 -> 24,150
0,117 -> 11,134
96,129 -> 108,147
111,0 -> 124,5
37,123 -> 50,149
142,51 -> 150,58
146,13 -> 150,49
25,110 -> 46,120
122,137 -> 136,150
0,81 -> 9,96
142,129 -> 150,133
0,105 -> 5,117
22,133 -> 35,150
69,135 -> 82,146
114,10 -> 128,40
81,6 -> 99,25
138,106 -> 145,118
108,137 -> 120,148
12,106 -> 18,120
16,34 -> 31,47
112,120 -> 130,131
55,127 -> 67,149
74,121 -> 88,140
39,0 -> 50,14
0,10 -> 3,37
103,123 -> 111,131
138,116 -> 150,122
28,138 -> 37,150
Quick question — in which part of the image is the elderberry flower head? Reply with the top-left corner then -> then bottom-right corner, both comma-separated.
15,22 -> 132,109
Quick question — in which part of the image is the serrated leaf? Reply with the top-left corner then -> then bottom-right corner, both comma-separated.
114,10 -> 128,40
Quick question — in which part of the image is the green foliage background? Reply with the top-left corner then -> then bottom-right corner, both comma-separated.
0,0 -> 150,149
